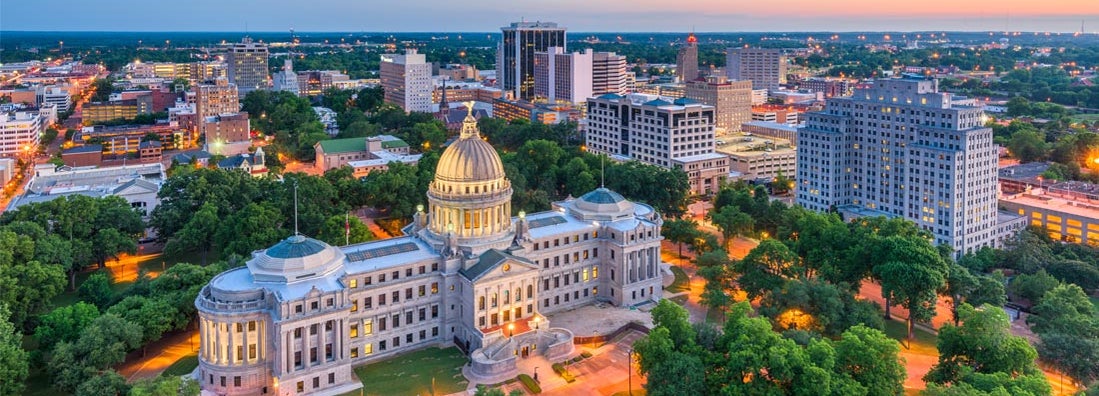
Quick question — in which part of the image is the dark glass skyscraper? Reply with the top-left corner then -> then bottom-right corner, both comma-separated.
498,22 -> 566,100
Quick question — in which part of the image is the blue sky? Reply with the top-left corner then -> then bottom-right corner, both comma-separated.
3,0 -> 1098,32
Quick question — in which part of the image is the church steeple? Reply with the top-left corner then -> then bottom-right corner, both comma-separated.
439,77 -> 449,111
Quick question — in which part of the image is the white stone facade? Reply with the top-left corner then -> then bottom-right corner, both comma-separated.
196,111 -> 664,395
796,78 -> 1000,256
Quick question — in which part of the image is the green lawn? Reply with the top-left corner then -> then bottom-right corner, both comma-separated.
163,353 -> 199,377
883,318 -> 939,355
344,347 -> 469,396
666,266 -> 690,293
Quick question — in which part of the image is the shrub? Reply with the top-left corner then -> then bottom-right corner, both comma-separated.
518,374 -> 541,394
581,351 -> 593,359
551,363 -> 575,383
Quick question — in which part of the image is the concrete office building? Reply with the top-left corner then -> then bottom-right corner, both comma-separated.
586,93 -> 728,195
204,113 -> 251,156
381,49 -> 433,113
498,22 -> 567,100
195,78 -> 240,120
726,48 -> 786,91
742,121 -> 799,145
226,37 -> 270,95
533,47 -> 593,105
194,111 -> 664,395
999,180 -> 1099,247
676,34 -> 699,82
0,110 -> 45,158
685,76 -> 753,132
592,52 -> 629,96
800,77 -> 854,98
796,77 -> 1002,256
40,85 -> 72,112
297,71 -> 350,97
728,148 -> 797,181
273,59 -> 301,96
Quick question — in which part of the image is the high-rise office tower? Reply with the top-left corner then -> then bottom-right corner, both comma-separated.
592,51 -> 629,96
380,49 -> 433,112
796,77 -> 1000,256
726,48 -> 786,91
676,33 -> 699,82
195,78 -> 239,120
498,21 -> 567,100
534,47 -> 593,104
586,94 -> 728,195
685,76 -> 753,132
225,37 -> 270,95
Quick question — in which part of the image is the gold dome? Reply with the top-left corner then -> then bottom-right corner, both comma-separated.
433,105 -> 506,185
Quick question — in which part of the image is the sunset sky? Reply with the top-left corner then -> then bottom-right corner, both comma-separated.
3,0 -> 1098,32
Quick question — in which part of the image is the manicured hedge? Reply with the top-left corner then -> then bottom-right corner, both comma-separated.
518,374 -> 541,394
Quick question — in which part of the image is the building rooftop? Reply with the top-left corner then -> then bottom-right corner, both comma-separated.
999,162 -> 1051,182
63,144 -> 103,154
1001,192 -> 1099,220
317,135 -> 407,154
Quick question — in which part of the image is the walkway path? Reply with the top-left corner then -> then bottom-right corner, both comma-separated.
116,329 -> 199,382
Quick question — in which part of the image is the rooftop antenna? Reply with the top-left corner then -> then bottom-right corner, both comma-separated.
293,181 -> 300,236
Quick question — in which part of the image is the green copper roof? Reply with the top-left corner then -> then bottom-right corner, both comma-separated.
381,140 -> 409,149
266,235 -> 329,259
317,138 -> 365,154
579,188 -> 626,204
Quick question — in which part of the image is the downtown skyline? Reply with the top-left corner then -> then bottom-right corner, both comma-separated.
2,0 -> 1099,33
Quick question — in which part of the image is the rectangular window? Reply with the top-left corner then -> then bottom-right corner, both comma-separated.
405,311 -> 412,324
379,317 -> 387,331
406,268 -> 413,277
432,305 -> 439,318
380,340 -> 387,351
431,282 -> 439,294
313,377 -> 319,388
379,273 -> 385,282
364,343 -> 373,355
248,321 -> 256,331
234,376 -> 241,387
432,327 -> 439,337
296,381 -> 304,393
379,294 -> 386,305
351,300 -> 358,312
406,288 -> 412,300
365,276 -> 372,285
393,337 -> 400,347
351,324 -> 359,338
249,344 -> 256,359
418,285 -> 426,297
392,271 -> 399,280
392,291 -> 400,303
364,297 -> 372,309
393,314 -> 400,328
329,373 -> 335,384
364,319 -> 373,335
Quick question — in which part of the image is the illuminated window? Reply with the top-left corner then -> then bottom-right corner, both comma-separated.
363,319 -> 373,335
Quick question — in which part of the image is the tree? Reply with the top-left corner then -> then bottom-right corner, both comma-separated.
216,202 -> 287,257
0,305 -> 29,396
925,304 -> 1048,393
834,325 -> 906,396
1028,283 -> 1098,335
34,302 -> 100,351
1026,284 -> 1099,386
708,205 -> 754,247
50,313 -> 144,392
733,239 -> 800,299
1008,270 -> 1059,305
0,259 -> 66,328
944,264 -> 979,325
662,218 -> 699,259
107,296 -> 179,355
75,370 -> 129,396
317,214 -> 374,247
166,202 -> 220,265
78,272 -> 115,310
872,236 -> 948,340
760,279 -> 884,337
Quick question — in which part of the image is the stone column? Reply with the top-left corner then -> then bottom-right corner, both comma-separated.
242,321 -> 249,364
303,324 -> 311,368
228,322 -> 235,365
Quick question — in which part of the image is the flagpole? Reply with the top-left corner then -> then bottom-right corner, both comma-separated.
345,211 -> 350,246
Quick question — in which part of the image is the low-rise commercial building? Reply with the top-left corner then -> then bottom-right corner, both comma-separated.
0,110 -> 45,158
9,163 -> 165,222
726,147 -> 797,181
741,121 -> 800,145
999,181 -> 1099,247
314,135 -> 419,176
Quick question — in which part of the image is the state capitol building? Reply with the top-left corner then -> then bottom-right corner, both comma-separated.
195,110 -> 666,395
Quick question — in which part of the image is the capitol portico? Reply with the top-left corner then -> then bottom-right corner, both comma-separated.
195,108 -> 665,395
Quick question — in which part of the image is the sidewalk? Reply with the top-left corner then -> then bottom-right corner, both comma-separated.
116,329 -> 199,382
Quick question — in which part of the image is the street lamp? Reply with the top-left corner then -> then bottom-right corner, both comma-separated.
627,346 -> 633,396
534,366 -> 539,382
507,323 -> 515,338
532,316 -> 540,330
